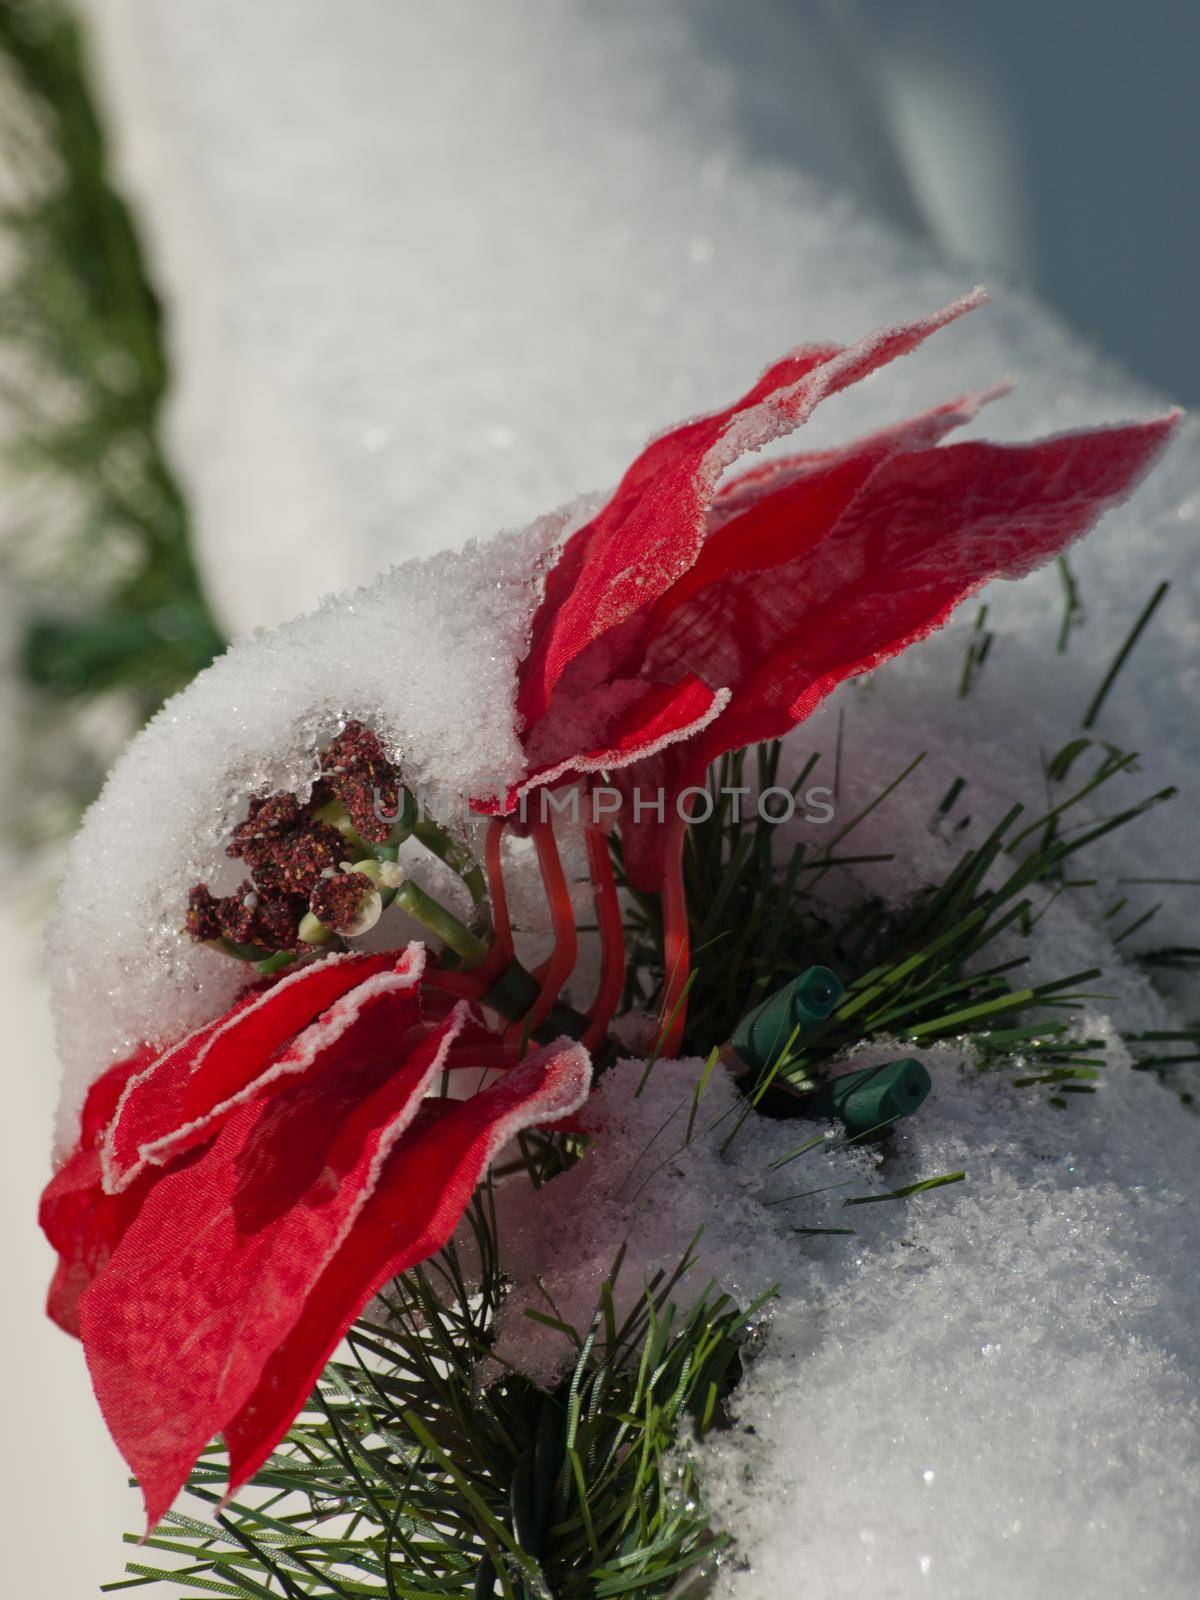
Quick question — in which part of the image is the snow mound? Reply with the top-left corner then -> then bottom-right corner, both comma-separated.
494,1024 -> 1200,1599
85,0 -> 925,634
705,1041 -> 1200,1600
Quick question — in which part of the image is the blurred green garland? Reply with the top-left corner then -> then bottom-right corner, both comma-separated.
0,0 -> 224,838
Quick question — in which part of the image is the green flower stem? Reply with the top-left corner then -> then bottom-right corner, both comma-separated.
373,864 -> 590,1037
207,936 -> 271,964
256,949 -> 299,977
411,814 -> 488,909
393,879 -> 488,967
320,791 -> 487,910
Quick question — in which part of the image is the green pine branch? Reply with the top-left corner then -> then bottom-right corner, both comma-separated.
618,726 -> 1183,1111
107,1198 -> 764,1599
0,0 -> 225,835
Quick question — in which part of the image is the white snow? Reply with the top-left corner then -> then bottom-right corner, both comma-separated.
702,1048 -> 1200,1600
82,0 -> 926,635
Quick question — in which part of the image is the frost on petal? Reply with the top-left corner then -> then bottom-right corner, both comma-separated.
79,989 -> 469,1530
485,674 -> 728,814
516,293 -> 986,731
101,949 -> 422,1193
222,1038 -> 592,1495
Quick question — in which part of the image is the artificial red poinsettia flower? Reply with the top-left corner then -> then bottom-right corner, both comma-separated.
40,943 -> 590,1528
488,290 -> 1178,1044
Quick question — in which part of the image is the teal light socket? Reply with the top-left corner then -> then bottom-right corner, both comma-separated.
731,965 -> 843,1074
804,1057 -> 931,1136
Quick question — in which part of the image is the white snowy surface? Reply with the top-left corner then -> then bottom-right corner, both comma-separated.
33,2 -> 1200,1594
83,0 -> 924,637
500,1032 -> 1200,1600
80,0 -> 1199,643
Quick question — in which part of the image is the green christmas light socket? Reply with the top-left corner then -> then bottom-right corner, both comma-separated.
731,964 -> 843,1074
804,1057 -> 931,1136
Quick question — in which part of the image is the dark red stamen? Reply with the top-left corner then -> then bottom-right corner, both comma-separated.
185,884 -> 223,943
321,719 -> 399,844
308,870 -> 375,936
232,819 -> 355,901
271,822 -> 356,897
227,793 -> 304,854
185,880 -> 305,952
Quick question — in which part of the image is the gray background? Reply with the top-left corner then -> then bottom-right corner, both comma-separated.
859,0 -> 1199,403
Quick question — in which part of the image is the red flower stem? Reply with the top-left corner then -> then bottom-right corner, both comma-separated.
505,816 -> 578,1051
583,825 -> 625,1051
422,818 -> 593,1044
659,809 -> 691,1057
479,818 -> 514,981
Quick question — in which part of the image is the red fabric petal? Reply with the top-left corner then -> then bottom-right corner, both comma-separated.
40,1050 -> 160,1336
222,1037 -> 591,1496
616,412 -> 1179,891
516,293 -> 986,732
101,948 -> 420,1194
687,416 -> 1178,758
508,388 -> 1004,838
79,969 -> 461,1529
